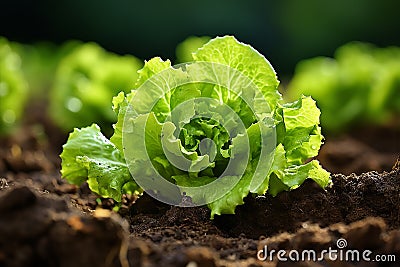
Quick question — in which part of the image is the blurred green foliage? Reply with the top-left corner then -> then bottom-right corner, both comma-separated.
11,41 -> 80,94
0,37 -> 28,135
1,36 -> 214,137
286,42 -> 400,134
49,42 -> 143,134
175,36 -> 210,63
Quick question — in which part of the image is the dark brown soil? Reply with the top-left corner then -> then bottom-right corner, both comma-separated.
318,125 -> 400,175
0,120 -> 399,266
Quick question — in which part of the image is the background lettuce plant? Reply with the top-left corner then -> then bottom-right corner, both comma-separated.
50,42 -> 143,134
286,42 -> 400,134
61,36 -> 330,218
175,36 -> 210,63
11,40 -> 80,95
0,37 -> 28,135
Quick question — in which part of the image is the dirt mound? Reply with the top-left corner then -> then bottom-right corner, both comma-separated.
0,186 -> 128,267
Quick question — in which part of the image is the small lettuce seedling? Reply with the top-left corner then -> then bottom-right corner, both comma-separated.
61,36 -> 330,218
0,37 -> 28,135
49,42 -> 143,134
286,42 -> 400,133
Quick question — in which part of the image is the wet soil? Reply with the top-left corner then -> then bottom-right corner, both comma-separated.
0,121 -> 399,267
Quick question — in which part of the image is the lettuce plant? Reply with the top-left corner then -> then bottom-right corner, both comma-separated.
61,36 -> 330,218
49,42 -> 143,134
175,36 -> 210,63
286,42 -> 400,133
0,37 -> 28,135
11,40 -> 80,94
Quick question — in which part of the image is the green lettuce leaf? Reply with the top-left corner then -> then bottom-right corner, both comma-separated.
60,124 -> 141,201
110,91 -> 134,155
250,95 -> 329,197
275,96 -> 324,164
263,96 -> 330,197
193,35 -> 281,110
207,172 -> 253,218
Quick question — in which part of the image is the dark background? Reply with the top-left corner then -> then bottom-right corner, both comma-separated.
1,0 -> 399,77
